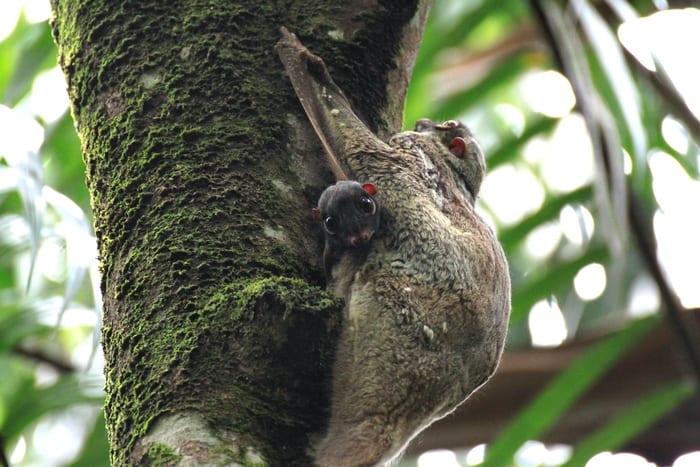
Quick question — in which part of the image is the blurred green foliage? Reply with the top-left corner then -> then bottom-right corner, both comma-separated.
0,8 -> 106,467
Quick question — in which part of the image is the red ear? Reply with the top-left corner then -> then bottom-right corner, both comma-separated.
362,182 -> 377,196
449,137 -> 467,158
312,208 -> 321,222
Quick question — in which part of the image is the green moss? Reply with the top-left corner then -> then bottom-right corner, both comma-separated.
50,0 -> 421,464
101,275 -> 342,465
144,444 -> 182,466
189,277 -> 342,464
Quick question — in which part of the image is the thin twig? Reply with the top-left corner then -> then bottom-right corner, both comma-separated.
622,48 -> 700,143
529,0 -> 627,256
627,191 -> 700,385
594,0 -> 700,143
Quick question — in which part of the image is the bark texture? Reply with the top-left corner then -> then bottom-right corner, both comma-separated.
49,0 -> 430,464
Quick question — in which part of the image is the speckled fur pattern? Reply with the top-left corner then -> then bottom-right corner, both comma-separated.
277,29 -> 511,467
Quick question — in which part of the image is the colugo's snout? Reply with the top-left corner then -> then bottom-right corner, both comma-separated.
347,227 -> 375,247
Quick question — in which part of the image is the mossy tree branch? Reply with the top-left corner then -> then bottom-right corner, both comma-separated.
49,0 -> 430,464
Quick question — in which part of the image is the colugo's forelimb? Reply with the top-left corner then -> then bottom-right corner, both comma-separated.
276,27 -> 393,182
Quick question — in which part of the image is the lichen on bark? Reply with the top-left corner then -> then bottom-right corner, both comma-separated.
49,0 -> 429,464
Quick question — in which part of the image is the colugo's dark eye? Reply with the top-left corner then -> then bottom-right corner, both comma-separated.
324,216 -> 338,235
359,196 -> 376,215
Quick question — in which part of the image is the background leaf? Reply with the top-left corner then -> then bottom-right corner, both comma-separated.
562,380 -> 695,467
484,315 -> 659,466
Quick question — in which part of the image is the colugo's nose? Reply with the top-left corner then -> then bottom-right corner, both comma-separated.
349,235 -> 362,246
349,228 -> 375,246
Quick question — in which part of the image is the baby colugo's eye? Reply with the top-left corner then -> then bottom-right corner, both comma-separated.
359,196 -> 376,215
324,216 -> 338,235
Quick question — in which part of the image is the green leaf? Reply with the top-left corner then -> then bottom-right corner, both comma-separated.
2,375 -> 102,442
0,304 -> 47,352
422,52 -> 532,123
1,18 -> 56,106
487,116 -> 559,169
42,112 -> 89,208
0,357 -> 35,428
511,244 -> 609,325
562,380 -> 695,466
573,0 -> 647,162
499,184 -> 592,250
68,411 -> 109,467
0,14 -> 23,100
43,186 -> 94,327
415,2 -> 483,72
652,123 -> 700,181
484,315 -> 660,466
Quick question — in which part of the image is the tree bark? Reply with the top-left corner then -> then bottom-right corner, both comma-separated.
49,1 -> 430,464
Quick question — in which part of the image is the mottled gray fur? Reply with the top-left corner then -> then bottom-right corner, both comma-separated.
277,29 -> 511,467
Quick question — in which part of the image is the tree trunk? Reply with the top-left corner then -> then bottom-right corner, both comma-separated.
49,1 -> 430,464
